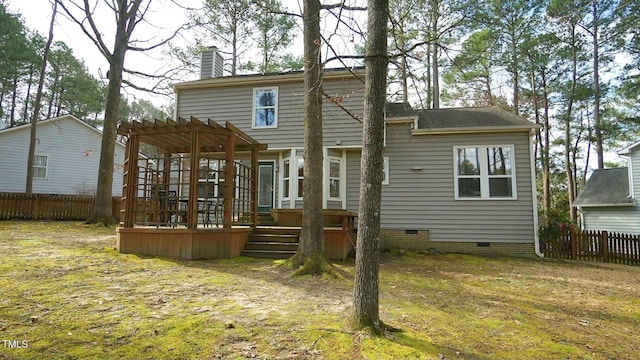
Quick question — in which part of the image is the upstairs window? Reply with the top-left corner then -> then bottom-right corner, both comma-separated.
454,146 -> 516,199
252,87 -> 278,128
33,155 -> 48,179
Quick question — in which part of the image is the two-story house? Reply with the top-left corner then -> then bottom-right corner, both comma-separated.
171,50 -> 541,257
574,140 -> 640,234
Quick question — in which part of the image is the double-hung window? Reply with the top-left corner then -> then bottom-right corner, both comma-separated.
296,158 -> 304,198
197,159 -> 218,199
382,157 -> 389,185
454,146 -> 515,199
33,155 -> 48,179
328,158 -> 341,199
282,159 -> 290,199
252,87 -> 278,128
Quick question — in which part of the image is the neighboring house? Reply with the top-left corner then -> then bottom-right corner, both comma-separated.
0,115 -> 125,196
574,141 -> 640,234
172,59 -> 540,256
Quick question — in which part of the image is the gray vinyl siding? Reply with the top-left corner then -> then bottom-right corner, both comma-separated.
582,207 -> 640,234
0,116 -> 125,196
176,77 -> 364,149
632,147 -> 640,201
379,123 -> 535,244
346,150 -> 362,211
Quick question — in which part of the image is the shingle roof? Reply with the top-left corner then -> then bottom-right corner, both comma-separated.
574,168 -> 634,207
385,105 -> 536,131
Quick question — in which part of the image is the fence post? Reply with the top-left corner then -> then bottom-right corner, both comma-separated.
33,193 -> 39,220
601,231 -> 609,263
570,227 -> 577,260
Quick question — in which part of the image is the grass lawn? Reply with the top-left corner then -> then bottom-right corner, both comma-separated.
0,221 -> 639,359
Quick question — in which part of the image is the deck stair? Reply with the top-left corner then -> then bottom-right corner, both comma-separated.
241,227 -> 300,259
256,212 -> 278,226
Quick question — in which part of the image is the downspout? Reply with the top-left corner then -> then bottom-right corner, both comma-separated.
529,129 -> 544,257
618,153 -> 634,201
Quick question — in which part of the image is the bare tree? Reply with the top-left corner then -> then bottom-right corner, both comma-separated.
352,0 -> 388,333
26,1 -> 56,194
56,0 -> 186,224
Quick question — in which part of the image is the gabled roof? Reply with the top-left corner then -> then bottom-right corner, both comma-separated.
0,114 -> 126,149
617,140 -> 640,156
385,106 -> 537,134
574,168 -> 634,207
173,67 -> 366,90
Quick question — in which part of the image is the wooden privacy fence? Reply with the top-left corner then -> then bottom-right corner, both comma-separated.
542,228 -> 640,266
0,192 -> 121,221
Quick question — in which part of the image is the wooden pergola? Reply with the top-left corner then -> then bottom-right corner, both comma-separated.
117,116 -> 266,230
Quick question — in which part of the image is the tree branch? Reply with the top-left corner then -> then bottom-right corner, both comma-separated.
323,91 -> 362,123
321,3 -> 366,11
54,0 -> 112,58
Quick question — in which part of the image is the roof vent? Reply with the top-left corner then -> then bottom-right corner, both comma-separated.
200,46 -> 224,79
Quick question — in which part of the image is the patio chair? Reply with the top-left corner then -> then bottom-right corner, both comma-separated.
167,190 -> 187,227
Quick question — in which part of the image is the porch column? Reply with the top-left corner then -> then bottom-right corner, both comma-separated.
223,133 -> 235,228
188,130 -> 200,229
251,148 -> 258,228
123,134 -> 140,228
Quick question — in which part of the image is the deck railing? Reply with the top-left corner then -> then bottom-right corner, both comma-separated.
542,228 -> 640,266
0,192 -> 121,221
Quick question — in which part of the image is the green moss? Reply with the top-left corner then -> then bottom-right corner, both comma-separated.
1,221 -> 639,359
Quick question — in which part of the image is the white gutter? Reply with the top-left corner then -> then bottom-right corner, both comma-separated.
411,125 -> 536,136
618,153 -> 635,201
529,130 -> 544,257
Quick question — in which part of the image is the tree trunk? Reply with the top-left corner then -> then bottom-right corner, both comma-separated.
353,0 -> 388,333
292,0 -> 326,273
541,73 -> 551,215
22,64 -> 34,121
592,0 -> 603,169
401,51 -> 408,104
90,37 -> 126,225
47,72 -> 58,119
565,24 -> 579,222
511,28 -> 519,115
10,77 -> 18,124
425,43 -> 431,109
26,2 -> 56,194
232,23 -> 238,76
430,0 -> 439,109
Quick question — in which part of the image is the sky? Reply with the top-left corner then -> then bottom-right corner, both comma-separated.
6,0 -> 363,108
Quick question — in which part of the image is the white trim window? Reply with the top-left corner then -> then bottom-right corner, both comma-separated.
382,157 -> 389,185
197,159 -> 218,199
282,159 -> 290,199
454,145 -> 516,199
252,87 -> 278,128
33,155 -> 48,179
296,157 -> 304,199
328,157 -> 341,199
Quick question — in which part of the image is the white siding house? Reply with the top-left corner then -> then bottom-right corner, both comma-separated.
0,115 -> 125,196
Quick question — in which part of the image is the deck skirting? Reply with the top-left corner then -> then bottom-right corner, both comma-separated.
117,227 -> 251,260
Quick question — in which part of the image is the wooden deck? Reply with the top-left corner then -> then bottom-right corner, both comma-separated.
117,226 -> 252,260
116,225 -> 355,261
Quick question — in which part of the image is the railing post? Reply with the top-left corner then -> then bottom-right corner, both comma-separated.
601,231 -> 609,263
570,227 -> 577,260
